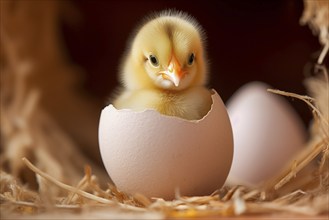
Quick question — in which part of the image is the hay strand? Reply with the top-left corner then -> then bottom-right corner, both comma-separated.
22,158 -> 115,205
267,89 -> 328,127
21,158 -> 146,213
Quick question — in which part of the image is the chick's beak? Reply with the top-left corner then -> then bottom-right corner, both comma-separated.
161,55 -> 184,87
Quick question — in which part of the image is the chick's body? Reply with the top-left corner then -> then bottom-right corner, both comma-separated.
113,11 -> 212,120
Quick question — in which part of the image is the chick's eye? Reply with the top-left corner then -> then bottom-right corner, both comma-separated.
188,53 -> 195,65
149,55 -> 159,67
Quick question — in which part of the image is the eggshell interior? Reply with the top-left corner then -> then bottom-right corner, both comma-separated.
99,90 -> 233,200
226,82 -> 306,187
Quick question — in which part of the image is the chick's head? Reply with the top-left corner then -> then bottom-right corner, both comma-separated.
123,11 -> 208,91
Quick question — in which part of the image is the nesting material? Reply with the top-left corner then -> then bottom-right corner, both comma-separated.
0,0 -> 107,190
1,0 -> 328,219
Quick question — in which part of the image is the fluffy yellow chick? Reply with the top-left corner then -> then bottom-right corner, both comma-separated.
113,10 -> 212,120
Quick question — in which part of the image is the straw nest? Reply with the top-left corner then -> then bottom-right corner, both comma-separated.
1,0 -> 328,219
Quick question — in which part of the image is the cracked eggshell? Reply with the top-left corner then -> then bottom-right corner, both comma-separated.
99,90 -> 233,200
226,82 -> 306,187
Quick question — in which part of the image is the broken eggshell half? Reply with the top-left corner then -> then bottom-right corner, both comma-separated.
98,89 -> 233,200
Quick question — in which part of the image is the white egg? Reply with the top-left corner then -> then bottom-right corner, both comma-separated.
226,82 -> 306,187
98,90 -> 233,200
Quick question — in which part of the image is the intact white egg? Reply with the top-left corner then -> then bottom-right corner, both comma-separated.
226,82 -> 306,187
99,90 -> 233,200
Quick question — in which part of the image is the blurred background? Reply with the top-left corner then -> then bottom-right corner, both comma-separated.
62,0 -> 321,125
